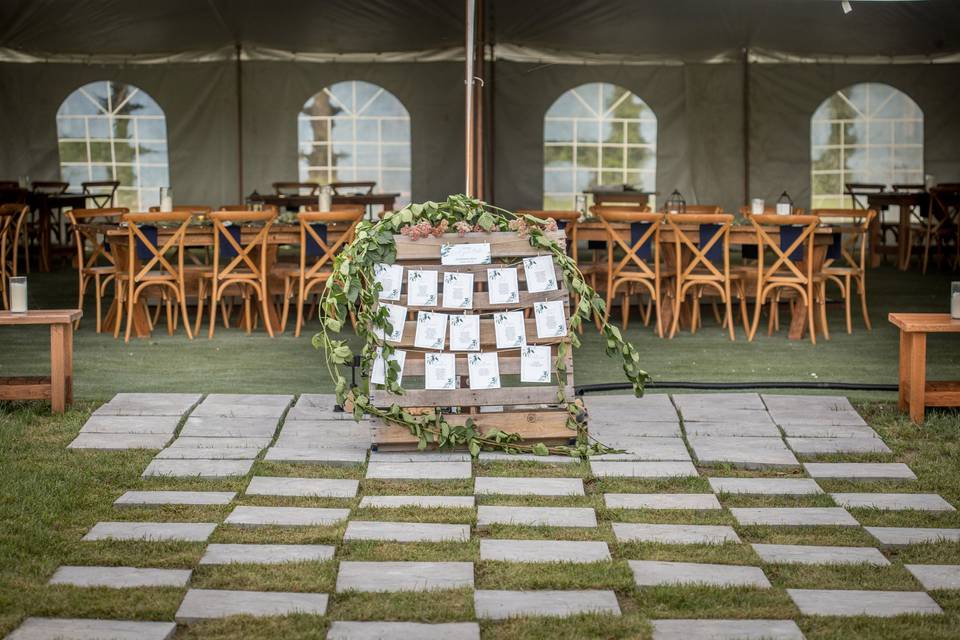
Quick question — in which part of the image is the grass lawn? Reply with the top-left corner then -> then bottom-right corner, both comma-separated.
2,397 -> 960,638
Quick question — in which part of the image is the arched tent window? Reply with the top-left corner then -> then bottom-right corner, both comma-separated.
544,82 -> 656,210
298,81 -> 411,206
56,81 -> 168,210
811,83 -> 923,208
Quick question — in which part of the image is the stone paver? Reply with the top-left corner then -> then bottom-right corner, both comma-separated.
6,618 -> 176,640
336,561 -> 474,592
224,506 -> 350,527
326,621 -> 480,640
769,410 -> 867,427
67,433 -> 171,450
83,522 -> 216,542
681,409 -> 775,425
866,526 -> 960,546
804,463 -> 917,480
683,422 -> 782,437
154,447 -> 263,460
729,507 -> 859,527
114,490 -> 236,506
365,461 -> 471,479
264,447 -> 367,465
358,495 -> 475,509
93,393 -> 200,416
480,539 -> 611,563
751,544 -> 890,566
369,451 -> 471,463
474,589 -> 621,619
48,566 -> 191,588
762,394 -> 855,412
629,560 -> 771,588
343,520 -> 470,542
650,619 -> 805,640
905,564 -> 960,590
178,416 -> 277,439
787,588 -> 942,617
203,393 -> 293,406
831,493 -> 955,511
246,476 -> 359,498
787,437 -> 891,455
474,477 -> 584,496
168,436 -> 272,449
589,461 -> 698,478
585,394 -> 680,422
79,415 -> 180,435
708,477 -> 823,495
476,506 -> 597,528
674,392 -> 766,411
142,459 -> 253,478
592,437 -> 691,461
478,452 -> 581,464
590,422 -> 681,438
273,420 -> 372,448
200,543 -> 335,565
688,437 -> 799,469
190,403 -> 287,419
778,424 -> 880,438
604,493 -> 721,510
175,588 -> 328,623
612,523 -> 741,544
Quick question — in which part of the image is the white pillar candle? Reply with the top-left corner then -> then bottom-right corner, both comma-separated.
751,198 -> 764,215
9,277 -> 27,313
951,282 -> 960,319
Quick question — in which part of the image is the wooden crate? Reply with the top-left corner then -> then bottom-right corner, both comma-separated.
370,230 -> 579,450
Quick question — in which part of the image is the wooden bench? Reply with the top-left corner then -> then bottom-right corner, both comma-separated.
0,309 -> 82,413
889,313 -> 960,423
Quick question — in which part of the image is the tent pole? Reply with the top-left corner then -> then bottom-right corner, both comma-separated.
742,46 -> 750,205
235,42 -> 244,202
465,0 -> 476,197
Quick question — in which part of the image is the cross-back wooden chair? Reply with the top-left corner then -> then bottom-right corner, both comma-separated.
32,181 -> 69,195
922,187 -> 960,274
65,207 -> 128,332
812,208 -> 875,334
273,182 -> 318,196
747,214 -> 824,344
594,206 -> 666,336
115,211 -> 193,342
81,180 -> 120,208
330,181 -> 375,195
666,213 -> 747,340
198,210 -> 276,338
0,204 -> 29,309
149,204 -> 212,215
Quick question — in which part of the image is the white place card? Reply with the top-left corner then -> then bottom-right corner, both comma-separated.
522,255 -> 558,293
449,314 -> 481,351
425,353 -> 456,390
468,352 -> 501,390
534,300 -> 568,338
521,345 -> 552,383
487,267 -> 519,304
374,263 -> 403,301
414,311 -> 448,350
374,304 -> 407,343
442,272 -> 474,309
441,242 -> 491,265
371,348 -> 406,386
407,270 -> 438,306
494,311 -> 526,349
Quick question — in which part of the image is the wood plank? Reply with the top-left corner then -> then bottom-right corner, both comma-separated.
923,381 -> 960,407
898,328 -> 911,411
0,377 -> 52,400
908,332 -> 927,424
385,318 -> 571,349
394,231 -> 566,260
375,386 -> 567,408
889,313 -> 960,333
50,323 -> 66,413
372,410 -> 575,449
393,288 -> 569,312
0,310 -> 81,325
389,262 -> 563,284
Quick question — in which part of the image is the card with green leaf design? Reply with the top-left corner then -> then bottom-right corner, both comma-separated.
414,310 -> 448,350
374,304 -> 407,343
371,347 -> 406,386
373,263 -> 403,301
520,345 -> 552,383
449,313 -> 481,351
468,352 -> 501,390
534,300 -> 568,338
522,255 -> 558,293
425,352 -> 456,390
487,267 -> 519,304
494,310 -> 526,348
442,272 -> 474,309
407,269 -> 438,306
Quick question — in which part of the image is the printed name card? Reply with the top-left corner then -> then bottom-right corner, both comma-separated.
441,242 -> 491,265
414,311 -> 448,350
374,263 -> 403,301
407,270 -> 438,306
449,314 -> 481,351
371,347 -> 406,386
522,255 -> 558,293
494,311 -> 526,349
442,272 -> 474,309
487,267 -> 519,304
425,353 -> 456,390
375,304 -> 407,343
521,345 -> 552,383
468,352 -> 501,390
534,300 -> 568,338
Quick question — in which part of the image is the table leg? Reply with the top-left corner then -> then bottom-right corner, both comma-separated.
898,328 -> 912,411
908,332 -> 927,424
869,213 -> 881,268
50,323 -> 66,413
898,206 -> 911,270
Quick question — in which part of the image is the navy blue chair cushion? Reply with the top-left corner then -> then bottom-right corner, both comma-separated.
779,225 -> 805,262
826,232 -> 843,261
218,225 -> 243,258
134,225 -> 158,261
587,240 -> 606,251
698,223 -> 723,263
305,223 -> 329,257
630,222 -> 653,261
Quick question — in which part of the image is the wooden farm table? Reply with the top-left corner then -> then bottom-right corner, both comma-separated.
31,192 -> 90,272
588,190 -> 654,208
889,313 -> 960,423
0,309 -> 81,412
249,192 -> 399,217
866,192 -> 928,270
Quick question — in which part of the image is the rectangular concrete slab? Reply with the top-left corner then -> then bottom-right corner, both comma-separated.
93,393 -> 201,416
245,477 -> 359,498
48,566 -> 191,588
474,589 -> 621,619
752,543 -> 890,566
326,621 -> 480,640
651,619 -> 805,640
369,451 -> 472,463
680,409 -> 775,425
203,393 -> 294,406
79,415 -> 180,435
82,521 -> 216,542
787,437 -> 891,455
708,477 -> 823,495
683,422 -> 782,437
178,416 -> 278,439
477,506 -> 597,528
142,459 -> 253,478
365,461 -> 471,479
480,539 -> 611,563
905,564 -> 960,590
778,424 -> 881,438
190,403 -> 287,419
474,477 -> 584,496
343,520 -> 470,542
612,523 -> 741,544
224,505 -> 349,527
274,421 -> 372,448
604,493 -> 722,510
769,410 -> 867,427
584,393 -> 680,422
589,461 -> 698,478
762,394 -> 855,413
358,495 -> 475,509
336,561 -> 474,592
689,437 -> 799,469
478,452 -> 581,464
265,447 -> 367,465
168,436 -> 272,449
153,447 -> 261,460
592,437 -> 691,461
590,422 -> 682,438
175,588 -> 327,623
730,507 -> 859,526
68,433 -> 171,450
804,463 -> 917,480
673,392 -> 766,411
199,543 -> 335,565
5,618 -> 176,640
629,560 -> 771,588
787,588 -> 942,617
866,526 -> 960,546
114,491 -> 236,506
831,493 -> 955,511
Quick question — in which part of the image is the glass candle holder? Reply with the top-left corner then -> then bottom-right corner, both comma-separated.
952,282 -> 960,320
9,276 -> 27,313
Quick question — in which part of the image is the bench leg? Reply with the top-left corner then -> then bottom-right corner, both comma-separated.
64,322 -> 74,405
898,329 -> 911,411
908,332 -> 927,424
50,323 -> 66,413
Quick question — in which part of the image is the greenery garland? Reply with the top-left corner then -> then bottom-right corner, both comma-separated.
315,194 -> 648,458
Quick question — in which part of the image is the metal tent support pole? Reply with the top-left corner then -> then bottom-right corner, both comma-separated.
235,42 -> 244,202
464,0 -> 477,197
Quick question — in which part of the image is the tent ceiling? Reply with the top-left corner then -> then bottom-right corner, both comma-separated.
0,0 -> 957,60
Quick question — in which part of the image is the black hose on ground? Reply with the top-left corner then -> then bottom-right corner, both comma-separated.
575,381 -> 898,395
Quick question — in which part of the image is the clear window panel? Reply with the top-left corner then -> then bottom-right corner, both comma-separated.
355,143 -> 379,168
544,145 -> 573,169
56,118 -> 86,140
544,120 -> 573,143
137,118 -> 167,141
576,120 -> 600,143
576,145 -> 598,168
87,117 -> 110,139
544,170 -> 574,194
381,119 -> 410,143
381,144 -> 410,169
355,119 -> 378,142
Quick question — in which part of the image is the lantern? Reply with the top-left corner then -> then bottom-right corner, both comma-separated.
665,190 -> 686,214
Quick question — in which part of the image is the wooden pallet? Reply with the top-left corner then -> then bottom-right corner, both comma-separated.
370,230 -> 579,450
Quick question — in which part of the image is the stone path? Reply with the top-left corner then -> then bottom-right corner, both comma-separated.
650,619 -> 805,640
6,618 -> 177,640
906,564 -> 960,590
604,493 -> 722,510
751,543 -> 890,566
113,491 -> 236,506
335,561 -> 474,592
224,506 -> 350,527
343,520 -> 470,542
831,492 -> 955,511
326,621 -> 481,640
612,523 -> 741,544
629,560 -> 771,588
707,477 -> 822,495
866,526 -> 960,546
803,462 -> 917,480
359,495 -> 475,509
728,507 -> 859,527
476,506 -> 598,528
142,459 -> 254,478
199,543 -> 335,565
480,539 -> 611,563
82,522 -> 216,542
365,461 -> 471,479
175,589 -> 328,623
48,566 -> 192,588
589,461 -> 698,478
473,589 -> 621,619
474,476 -> 584,496
245,476 -> 359,497
787,588 -> 942,617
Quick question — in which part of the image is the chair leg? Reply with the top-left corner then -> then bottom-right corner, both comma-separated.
113,280 -> 124,339
295,277 -> 307,338
725,285 -> 735,341
818,283 -> 830,341
748,286 -> 765,342
208,285 -> 218,339
806,291 -> 817,345
280,277 -> 292,333
621,290 -> 630,329
260,286 -> 275,338
922,229 -> 932,274
243,293 -> 252,335
858,276 -> 872,331
165,294 -> 174,336
94,274 -> 104,334
179,284 -> 193,340
194,281 -> 206,337
669,289 -> 683,339
124,284 -> 136,343
843,274 -> 852,334
76,272 -> 87,329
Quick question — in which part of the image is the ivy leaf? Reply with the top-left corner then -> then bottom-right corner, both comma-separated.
531,442 -> 550,456
468,440 -> 481,457
476,211 -> 495,231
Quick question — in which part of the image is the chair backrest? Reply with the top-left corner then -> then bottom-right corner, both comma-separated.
121,211 -> 192,283
330,181 -> 375,195
748,214 -> 819,285
81,180 -> 120,207
928,186 -> 960,226
811,208 -> 875,271
297,208 -> 365,279
273,182 -> 318,196
0,204 -> 29,278
148,204 -> 212,216
666,213 -> 733,282
32,181 -> 68,195
66,207 -> 128,270
892,184 -> 926,193
845,182 -> 885,209
675,204 -> 722,215
209,210 -> 276,283
592,205 -> 663,279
